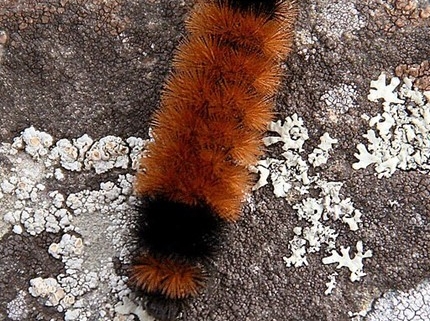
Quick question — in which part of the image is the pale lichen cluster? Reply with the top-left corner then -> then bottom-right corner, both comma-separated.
253,113 -> 371,294
365,280 -> 430,321
0,128 -> 153,321
353,73 -> 430,178
314,1 -> 366,40
321,83 -> 359,113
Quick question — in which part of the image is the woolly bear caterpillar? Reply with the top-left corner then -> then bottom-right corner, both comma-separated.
129,0 -> 297,320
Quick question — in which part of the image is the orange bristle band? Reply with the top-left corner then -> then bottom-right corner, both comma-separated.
130,255 -> 206,299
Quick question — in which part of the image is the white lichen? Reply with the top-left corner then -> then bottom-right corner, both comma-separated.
295,28 -> 318,59
314,1 -> 366,40
127,136 -> 147,171
263,113 -> 309,152
308,133 -> 338,167
84,136 -> 130,174
325,272 -> 338,295
114,295 -> 154,321
254,114 -> 370,294
322,241 -> 373,282
321,83 -> 358,113
12,126 -> 53,159
2,186 -> 72,236
280,177 -> 364,271
50,135 -> 93,171
29,277 -> 66,306
49,233 -> 84,259
7,291 -> 29,321
368,73 -> 404,107
354,73 -> 430,177
366,280 -> 430,321
253,115 -> 314,197
0,127 -> 152,320
283,235 -> 308,267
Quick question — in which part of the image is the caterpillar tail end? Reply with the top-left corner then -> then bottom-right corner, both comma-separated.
145,295 -> 184,321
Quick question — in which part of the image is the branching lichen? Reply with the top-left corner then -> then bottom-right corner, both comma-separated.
353,72 -> 430,177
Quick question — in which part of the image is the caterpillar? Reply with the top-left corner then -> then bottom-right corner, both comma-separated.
129,0 -> 297,320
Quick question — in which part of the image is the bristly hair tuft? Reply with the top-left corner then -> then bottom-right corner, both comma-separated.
145,295 -> 184,321
135,196 -> 225,261
130,255 -> 206,299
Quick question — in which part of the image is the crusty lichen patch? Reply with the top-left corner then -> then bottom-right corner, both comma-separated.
0,127 -> 153,321
0,0 -> 127,35
369,0 -> 430,33
366,280 -> 430,321
396,60 -> 430,91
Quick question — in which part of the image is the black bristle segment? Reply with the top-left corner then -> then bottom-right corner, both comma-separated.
135,196 -> 224,261
224,0 -> 279,17
145,294 -> 184,321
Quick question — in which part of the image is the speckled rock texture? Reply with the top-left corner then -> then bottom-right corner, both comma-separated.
0,0 -> 429,321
